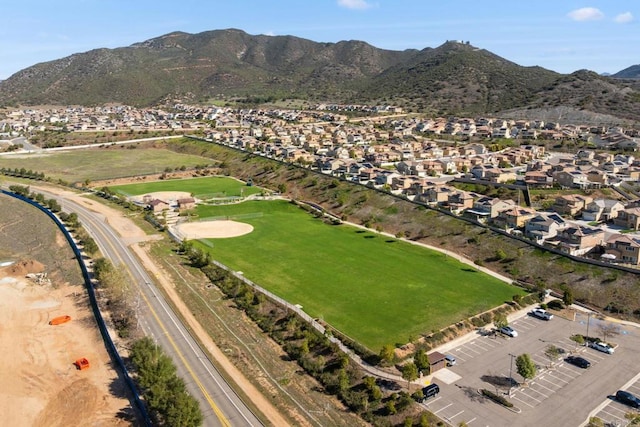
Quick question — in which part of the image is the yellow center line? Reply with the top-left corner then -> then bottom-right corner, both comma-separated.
138,282 -> 231,427
89,215 -> 231,427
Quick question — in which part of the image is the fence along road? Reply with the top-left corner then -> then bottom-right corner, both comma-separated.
37,188 -> 264,427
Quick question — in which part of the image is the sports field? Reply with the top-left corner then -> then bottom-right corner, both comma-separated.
111,176 -> 263,199
192,200 -> 523,351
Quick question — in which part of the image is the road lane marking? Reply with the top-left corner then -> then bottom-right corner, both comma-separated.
83,209 -> 234,427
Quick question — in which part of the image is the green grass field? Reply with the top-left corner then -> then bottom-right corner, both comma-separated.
191,200 -> 523,351
0,147 -> 211,182
111,176 -> 263,198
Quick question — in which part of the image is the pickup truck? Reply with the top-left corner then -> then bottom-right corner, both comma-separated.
530,308 -> 553,320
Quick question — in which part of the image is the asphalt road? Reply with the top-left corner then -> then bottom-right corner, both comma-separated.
44,190 -> 264,427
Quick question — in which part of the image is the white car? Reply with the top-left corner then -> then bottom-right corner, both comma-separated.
589,341 -> 614,354
531,308 -> 553,320
499,326 -> 518,337
445,354 -> 457,366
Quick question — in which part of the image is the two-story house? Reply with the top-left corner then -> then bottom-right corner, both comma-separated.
524,213 -> 565,244
581,199 -> 625,222
552,194 -> 593,217
613,207 -> 640,230
603,234 -> 640,265
493,206 -> 537,230
554,225 -> 604,256
466,197 -> 517,222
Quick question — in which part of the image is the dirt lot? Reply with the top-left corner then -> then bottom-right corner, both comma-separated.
0,195 -> 132,427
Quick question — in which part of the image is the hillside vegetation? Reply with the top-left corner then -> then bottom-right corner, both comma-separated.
1,29 -> 639,120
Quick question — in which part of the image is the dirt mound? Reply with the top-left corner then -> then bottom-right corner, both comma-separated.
33,379 -> 99,425
0,259 -> 45,277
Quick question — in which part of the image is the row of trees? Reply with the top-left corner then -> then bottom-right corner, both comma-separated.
1,167 -> 46,180
130,337 -> 203,427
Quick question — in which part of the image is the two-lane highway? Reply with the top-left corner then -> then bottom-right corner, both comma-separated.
46,189 -> 264,427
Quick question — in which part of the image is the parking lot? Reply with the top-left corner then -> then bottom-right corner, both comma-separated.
586,374 -> 640,427
423,309 -> 640,426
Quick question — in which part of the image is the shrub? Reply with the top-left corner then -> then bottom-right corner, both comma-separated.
547,299 -> 564,310
481,389 -> 514,408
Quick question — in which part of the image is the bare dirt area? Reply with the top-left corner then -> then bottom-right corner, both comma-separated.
173,220 -> 254,239
0,264 -> 131,427
0,193 -> 132,427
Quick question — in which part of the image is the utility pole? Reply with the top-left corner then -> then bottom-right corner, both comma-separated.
585,312 -> 591,343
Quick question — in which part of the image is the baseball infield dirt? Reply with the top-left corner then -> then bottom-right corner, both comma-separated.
174,220 -> 254,239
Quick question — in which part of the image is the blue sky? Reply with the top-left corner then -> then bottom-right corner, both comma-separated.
1,0 -> 638,80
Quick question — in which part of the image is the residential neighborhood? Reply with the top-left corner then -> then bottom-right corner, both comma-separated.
2,103 -> 640,267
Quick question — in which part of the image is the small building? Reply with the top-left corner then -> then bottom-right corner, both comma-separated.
177,197 -> 196,210
148,199 -> 170,213
427,351 -> 448,373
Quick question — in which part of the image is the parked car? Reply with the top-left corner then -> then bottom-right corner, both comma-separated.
588,341 -> 614,354
530,308 -> 553,320
616,390 -> 640,409
499,326 -> 518,337
565,356 -> 591,369
420,383 -> 440,402
445,354 -> 457,366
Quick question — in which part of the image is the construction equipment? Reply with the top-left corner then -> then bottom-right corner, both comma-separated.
49,315 -> 71,325
74,358 -> 90,370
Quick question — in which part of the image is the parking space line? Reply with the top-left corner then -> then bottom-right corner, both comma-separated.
466,417 -> 476,425
448,410 -> 465,420
519,385 -> 547,400
604,405 -> 629,416
535,376 -> 563,392
463,344 -> 485,354
547,367 -> 576,381
422,396 -> 442,406
597,409 -> 625,424
434,403 -> 453,414
544,370 -> 571,384
510,393 -> 536,408
628,384 -> 640,393
470,340 -> 494,351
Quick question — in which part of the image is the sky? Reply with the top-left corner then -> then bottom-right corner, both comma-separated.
1,0 -> 638,80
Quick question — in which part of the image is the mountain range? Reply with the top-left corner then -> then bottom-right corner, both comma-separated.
0,29 -> 638,121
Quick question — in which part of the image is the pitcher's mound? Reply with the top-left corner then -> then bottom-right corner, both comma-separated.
175,220 -> 253,239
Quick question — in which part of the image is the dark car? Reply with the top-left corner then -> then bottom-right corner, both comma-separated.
420,383 -> 440,402
616,390 -> 640,408
565,356 -> 591,369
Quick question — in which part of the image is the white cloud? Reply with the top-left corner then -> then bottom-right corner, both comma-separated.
614,12 -> 634,23
567,7 -> 605,21
337,0 -> 372,10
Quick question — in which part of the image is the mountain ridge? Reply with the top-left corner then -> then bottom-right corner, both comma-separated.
0,29 -> 638,120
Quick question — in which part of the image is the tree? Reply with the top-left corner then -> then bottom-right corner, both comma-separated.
493,313 -> 508,330
570,334 -> 585,349
516,353 -> 537,384
598,323 -> 620,343
625,411 -> 640,425
586,417 -> 604,427
401,363 -> 418,390
562,287 -> 574,306
379,344 -> 396,365
544,345 -> 561,368
414,348 -> 430,374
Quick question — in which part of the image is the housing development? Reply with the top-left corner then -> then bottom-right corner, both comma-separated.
4,103 -> 639,266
